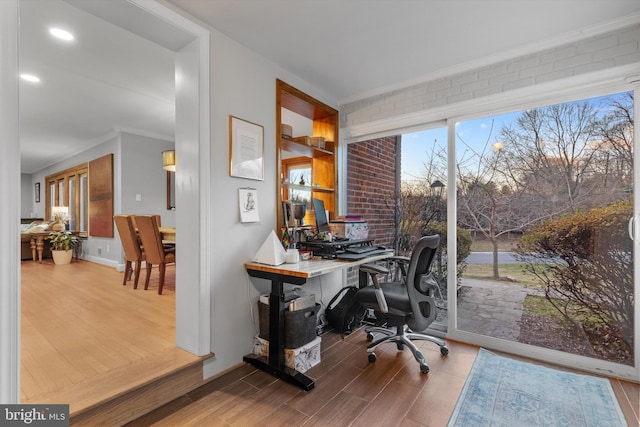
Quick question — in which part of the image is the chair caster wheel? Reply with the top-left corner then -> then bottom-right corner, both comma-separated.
366,333 -> 374,341
440,346 -> 449,356
368,353 -> 377,363
420,363 -> 430,374
396,342 -> 404,351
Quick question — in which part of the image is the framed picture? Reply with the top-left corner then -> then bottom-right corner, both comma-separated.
35,182 -> 40,203
229,115 -> 264,180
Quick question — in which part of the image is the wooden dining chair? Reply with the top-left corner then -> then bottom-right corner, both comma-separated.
114,214 -> 145,288
135,215 -> 176,294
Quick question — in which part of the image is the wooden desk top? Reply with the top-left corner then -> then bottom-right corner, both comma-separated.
245,251 -> 393,279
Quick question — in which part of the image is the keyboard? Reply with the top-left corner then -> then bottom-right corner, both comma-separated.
345,246 -> 377,254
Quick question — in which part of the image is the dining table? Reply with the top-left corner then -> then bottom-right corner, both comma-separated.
159,226 -> 176,243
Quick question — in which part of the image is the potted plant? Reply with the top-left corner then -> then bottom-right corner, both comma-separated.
48,230 -> 79,265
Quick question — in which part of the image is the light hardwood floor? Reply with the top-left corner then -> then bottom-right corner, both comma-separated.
20,258 -> 203,416
21,259 -> 639,426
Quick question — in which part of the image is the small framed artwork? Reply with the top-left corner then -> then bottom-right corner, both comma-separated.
34,182 -> 40,203
229,115 -> 264,180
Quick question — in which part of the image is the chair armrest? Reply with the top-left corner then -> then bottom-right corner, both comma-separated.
359,263 -> 389,277
386,256 -> 410,282
359,263 -> 389,313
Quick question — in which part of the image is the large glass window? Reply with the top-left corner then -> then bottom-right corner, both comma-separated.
453,92 -> 634,367
400,127 -> 449,328
45,163 -> 88,233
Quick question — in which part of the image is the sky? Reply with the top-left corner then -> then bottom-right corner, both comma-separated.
400,91 -> 631,183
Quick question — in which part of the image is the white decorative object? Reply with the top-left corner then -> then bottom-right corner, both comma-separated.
253,230 -> 286,266
285,248 -> 299,264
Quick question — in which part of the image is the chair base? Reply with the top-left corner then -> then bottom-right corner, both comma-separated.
365,325 -> 448,373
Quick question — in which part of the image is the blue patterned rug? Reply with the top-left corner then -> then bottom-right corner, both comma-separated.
448,348 -> 626,427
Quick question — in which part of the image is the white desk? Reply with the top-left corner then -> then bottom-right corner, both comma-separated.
244,251 -> 393,391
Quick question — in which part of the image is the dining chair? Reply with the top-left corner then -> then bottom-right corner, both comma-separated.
135,215 -> 176,294
114,214 -> 145,288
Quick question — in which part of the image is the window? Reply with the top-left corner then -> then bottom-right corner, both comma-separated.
45,163 -> 89,234
453,91 -> 634,367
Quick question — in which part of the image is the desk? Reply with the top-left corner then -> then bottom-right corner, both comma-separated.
244,251 -> 393,391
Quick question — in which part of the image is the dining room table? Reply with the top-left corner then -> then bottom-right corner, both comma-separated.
159,226 -> 176,243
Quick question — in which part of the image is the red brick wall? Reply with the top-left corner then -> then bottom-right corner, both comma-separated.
346,136 -> 399,249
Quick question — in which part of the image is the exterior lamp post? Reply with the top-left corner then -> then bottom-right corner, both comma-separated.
430,180 -> 445,285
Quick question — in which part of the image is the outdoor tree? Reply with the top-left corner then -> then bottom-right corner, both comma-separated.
396,138 -> 447,253
455,120 -> 545,278
591,92 -> 634,200
516,200 -> 634,363
499,101 -> 599,206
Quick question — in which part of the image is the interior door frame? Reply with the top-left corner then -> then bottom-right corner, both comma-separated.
0,0 -> 211,402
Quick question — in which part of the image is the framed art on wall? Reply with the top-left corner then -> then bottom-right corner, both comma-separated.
229,115 -> 264,180
35,182 -> 40,203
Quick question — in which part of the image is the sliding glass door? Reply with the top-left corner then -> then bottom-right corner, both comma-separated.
453,91 -> 635,373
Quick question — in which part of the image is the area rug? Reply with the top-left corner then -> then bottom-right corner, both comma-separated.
447,348 -> 626,427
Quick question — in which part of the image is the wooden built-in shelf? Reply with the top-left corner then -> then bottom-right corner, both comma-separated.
283,183 -> 334,193
280,137 -> 333,158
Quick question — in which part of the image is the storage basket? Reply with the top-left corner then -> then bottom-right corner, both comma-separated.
258,301 -> 319,348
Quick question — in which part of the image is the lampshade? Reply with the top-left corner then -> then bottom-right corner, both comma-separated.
162,149 -> 176,172
51,206 -> 69,221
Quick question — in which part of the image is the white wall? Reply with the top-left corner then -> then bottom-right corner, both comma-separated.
20,174 -> 35,219
342,22 -> 640,136
120,132 -> 175,227
201,23 -> 344,376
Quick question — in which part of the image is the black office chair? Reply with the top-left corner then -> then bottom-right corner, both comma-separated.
356,235 -> 448,373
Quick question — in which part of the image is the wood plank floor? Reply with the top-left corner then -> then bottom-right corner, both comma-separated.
21,259 -> 639,426
20,258 -> 203,415
129,329 -> 640,427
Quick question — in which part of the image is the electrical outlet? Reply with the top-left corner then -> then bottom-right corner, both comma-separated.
98,247 -> 102,255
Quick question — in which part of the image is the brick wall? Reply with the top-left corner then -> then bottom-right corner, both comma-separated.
341,23 -> 640,128
346,136 -> 399,249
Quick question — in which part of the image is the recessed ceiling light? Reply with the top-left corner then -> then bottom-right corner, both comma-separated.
49,27 -> 74,41
20,74 -> 41,83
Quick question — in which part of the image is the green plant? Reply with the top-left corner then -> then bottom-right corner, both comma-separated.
516,199 -> 633,352
48,231 -> 79,251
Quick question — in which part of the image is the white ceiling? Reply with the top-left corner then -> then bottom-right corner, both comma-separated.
20,0 -> 640,173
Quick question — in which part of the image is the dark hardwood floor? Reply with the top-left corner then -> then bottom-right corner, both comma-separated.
128,329 -> 639,427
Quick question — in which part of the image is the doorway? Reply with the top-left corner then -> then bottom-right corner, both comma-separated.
10,0 -> 210,403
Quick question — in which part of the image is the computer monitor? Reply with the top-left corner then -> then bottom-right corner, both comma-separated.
312,198 -> 331,233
